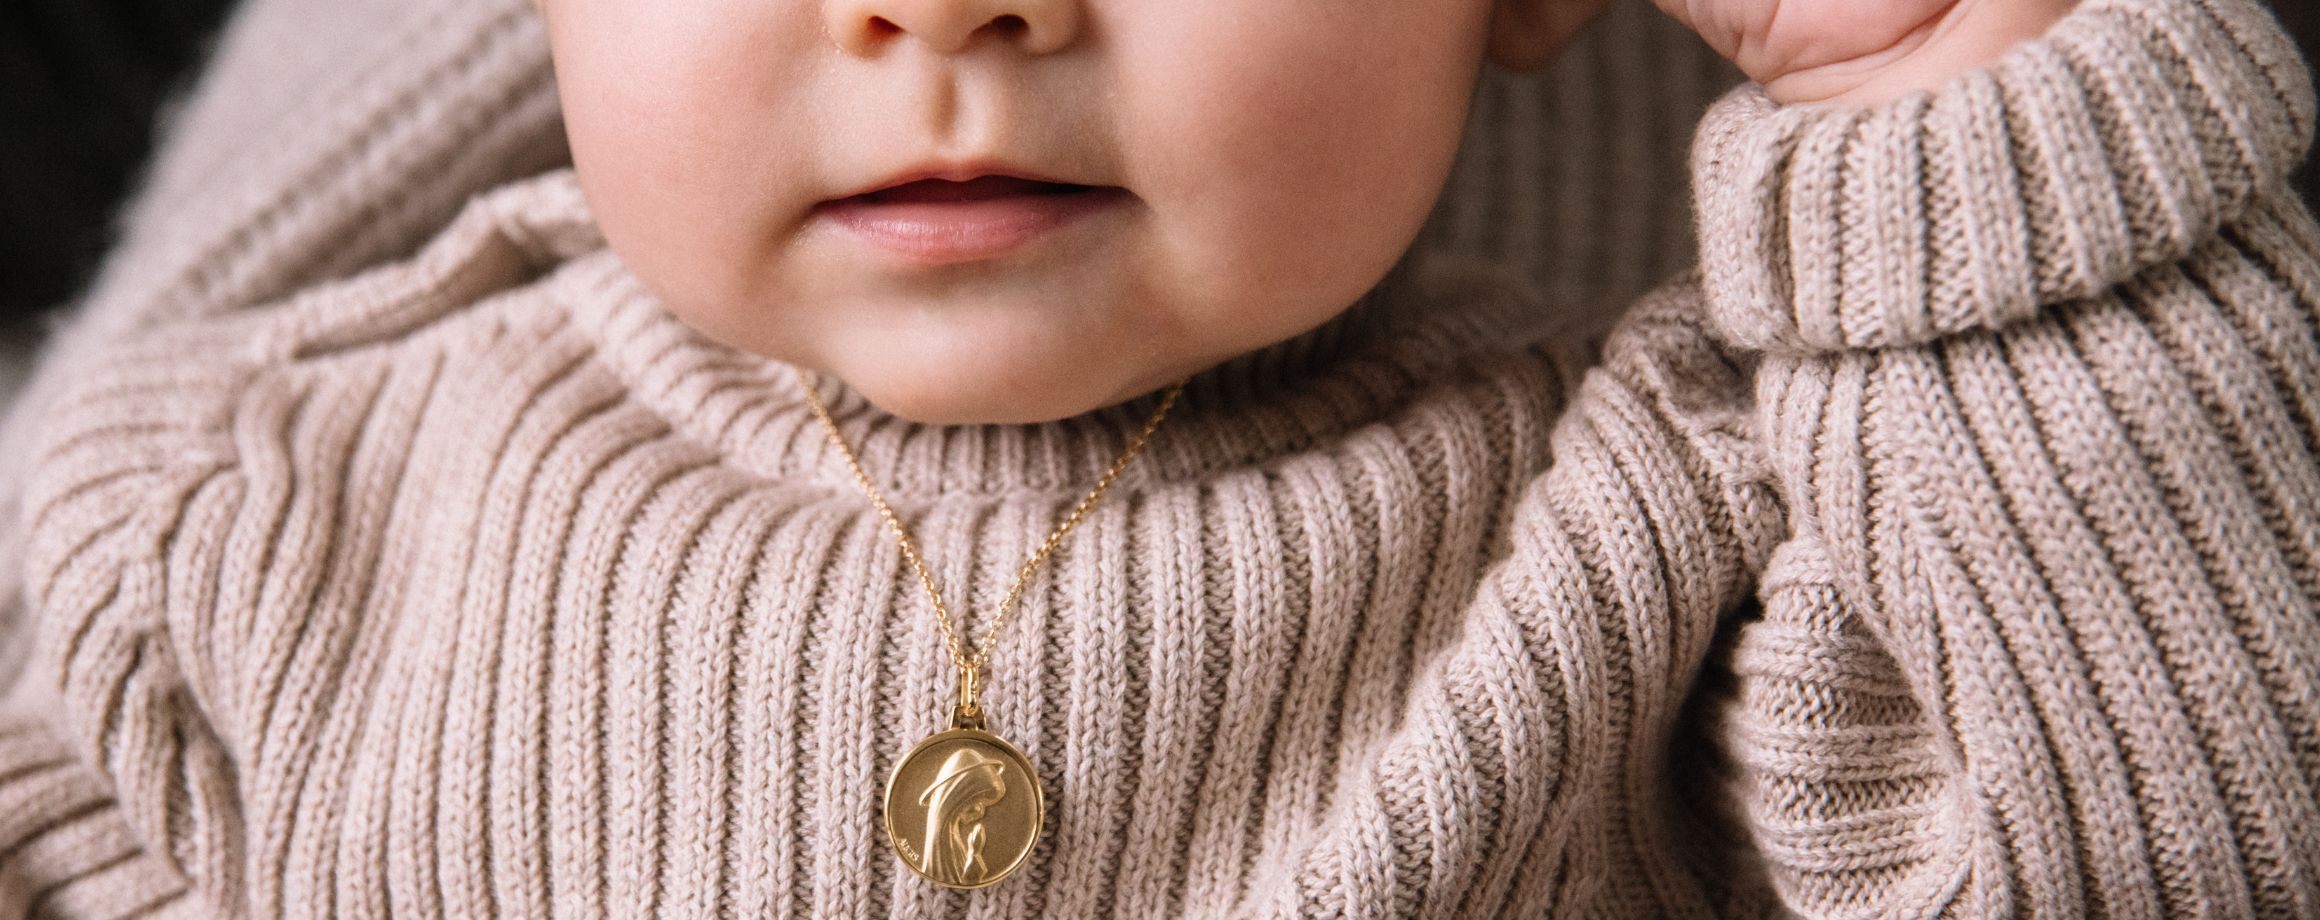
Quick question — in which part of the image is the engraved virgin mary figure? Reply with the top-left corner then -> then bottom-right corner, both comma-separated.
917,746 -> 1010,885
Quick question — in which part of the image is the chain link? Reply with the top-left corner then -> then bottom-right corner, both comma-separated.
795,367 -> 1188,720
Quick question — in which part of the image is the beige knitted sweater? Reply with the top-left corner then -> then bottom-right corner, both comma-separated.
3,0 -> 2318,915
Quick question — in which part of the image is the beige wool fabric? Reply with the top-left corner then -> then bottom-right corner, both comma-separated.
3,0 -> 2319,916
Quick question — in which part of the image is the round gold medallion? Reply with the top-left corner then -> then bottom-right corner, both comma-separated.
883,725 -> 1045,889
800,367 -> 1182,893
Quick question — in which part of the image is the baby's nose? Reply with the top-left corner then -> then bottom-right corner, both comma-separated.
824,0 -> 1081,56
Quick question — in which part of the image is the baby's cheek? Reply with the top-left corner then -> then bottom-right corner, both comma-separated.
1111,6 -> 1480,308
549,1 -> 822,320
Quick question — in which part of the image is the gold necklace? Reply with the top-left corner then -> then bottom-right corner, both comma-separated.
796,368 -> 1189,890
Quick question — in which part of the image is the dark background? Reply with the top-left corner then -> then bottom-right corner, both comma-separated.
2,1 -> 2318,322
2289,1 -> 2320,207
1,0 -> 237,321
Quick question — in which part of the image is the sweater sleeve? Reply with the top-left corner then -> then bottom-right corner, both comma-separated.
0,173 -> 592,919
0,0 -> 558,721
0,716 -> 201,918
1689,0 -> 2320,916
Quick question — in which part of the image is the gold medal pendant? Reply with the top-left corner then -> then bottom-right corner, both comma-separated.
798,368 -> 1183,892
883,698 -> 1044,889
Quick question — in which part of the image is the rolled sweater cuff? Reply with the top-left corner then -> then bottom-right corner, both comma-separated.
1689,0 -> 2317,354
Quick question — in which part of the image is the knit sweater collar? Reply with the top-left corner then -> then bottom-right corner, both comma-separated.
537,173 -> 1556,501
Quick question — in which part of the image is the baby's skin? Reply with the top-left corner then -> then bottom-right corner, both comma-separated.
528,0 -> 2076,426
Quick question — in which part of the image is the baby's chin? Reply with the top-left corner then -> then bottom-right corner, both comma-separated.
641,243 -> 1352,426
824,332 -> 1198,427
762,265 -> 1245,425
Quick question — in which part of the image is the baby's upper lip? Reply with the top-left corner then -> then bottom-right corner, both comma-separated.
826,159 -> 1103,204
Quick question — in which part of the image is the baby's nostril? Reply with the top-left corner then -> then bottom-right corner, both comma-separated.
866,16 -> 902,37
987,14 -> 1027,37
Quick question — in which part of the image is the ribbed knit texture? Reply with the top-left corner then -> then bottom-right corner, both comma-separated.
1,0 -> 2316,917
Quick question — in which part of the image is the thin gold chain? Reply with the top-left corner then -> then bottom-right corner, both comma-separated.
795,367 -> 1188,721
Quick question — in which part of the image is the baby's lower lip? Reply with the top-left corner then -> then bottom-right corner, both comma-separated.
816,178 -> 1128,264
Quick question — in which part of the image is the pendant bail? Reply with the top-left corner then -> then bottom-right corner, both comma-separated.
952,664 -> 986,731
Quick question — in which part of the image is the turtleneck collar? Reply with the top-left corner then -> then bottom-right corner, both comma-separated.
540,183 -> 1555,502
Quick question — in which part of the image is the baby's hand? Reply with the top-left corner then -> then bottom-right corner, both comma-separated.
1651,0 -> 2081,106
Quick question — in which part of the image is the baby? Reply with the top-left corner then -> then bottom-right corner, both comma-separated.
0,0 -> 2315,914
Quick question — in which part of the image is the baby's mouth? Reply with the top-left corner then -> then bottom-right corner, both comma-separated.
854,175 -> 1102,203
818,176 -> 1130,265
